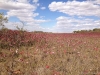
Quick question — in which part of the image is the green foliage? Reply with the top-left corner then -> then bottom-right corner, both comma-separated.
0,13 -> 8,29
73,28 -> 100,33
34,31 -> 44,33
93,28 -> 100,32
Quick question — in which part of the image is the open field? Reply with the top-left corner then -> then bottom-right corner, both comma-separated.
0,30 -> 100,75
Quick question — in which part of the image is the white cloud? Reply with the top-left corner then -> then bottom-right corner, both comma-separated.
1,0 -> 100,33
0,0 -> 37,22
4,21 -> 52,32
0,0 -> 50,31
49,1 -> 100,17
52,16 -> 100,33
92,0 -> 100,4
33,0 -> 38,3
40,7 -> 46,10
0,0 -> 38,10
4,22 -> 23,30
48,0 -> 100,33
40,16 -> 45,19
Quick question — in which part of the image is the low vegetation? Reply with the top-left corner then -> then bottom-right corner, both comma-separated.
0,30 -> 100,75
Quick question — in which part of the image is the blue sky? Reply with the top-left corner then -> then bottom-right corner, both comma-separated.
0,0 -> 100,33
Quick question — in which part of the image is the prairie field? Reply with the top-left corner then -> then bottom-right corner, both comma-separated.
0,30 -> 100,75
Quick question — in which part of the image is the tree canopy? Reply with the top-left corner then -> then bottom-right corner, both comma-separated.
73,28 -> 100,33
0,13 -> 8,29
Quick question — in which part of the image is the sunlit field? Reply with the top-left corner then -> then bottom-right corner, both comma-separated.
0,30 -> 100,75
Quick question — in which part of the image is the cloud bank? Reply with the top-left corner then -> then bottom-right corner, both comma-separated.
52,16 -> 100,33
49,0 -> 100,33
0,0 -> 49,31
0,0 -> 100,33
49,0 -> 100,17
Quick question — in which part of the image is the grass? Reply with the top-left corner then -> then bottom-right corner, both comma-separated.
0,31 -> 100,75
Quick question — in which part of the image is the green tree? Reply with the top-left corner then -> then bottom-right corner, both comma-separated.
0,13 -> 8,29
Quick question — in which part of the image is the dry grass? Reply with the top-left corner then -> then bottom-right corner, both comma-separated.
0,33 -> 100,75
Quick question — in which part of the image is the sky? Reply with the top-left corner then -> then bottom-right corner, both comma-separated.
0,0 -> 100,33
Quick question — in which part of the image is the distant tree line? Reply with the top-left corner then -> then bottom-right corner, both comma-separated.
73,28 -> 100,33
33,31 -> 44,33
33,31 -> 53,33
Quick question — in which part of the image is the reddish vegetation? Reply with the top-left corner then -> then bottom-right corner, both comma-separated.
0,30 -> 46,49
0,30 -> 100,75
